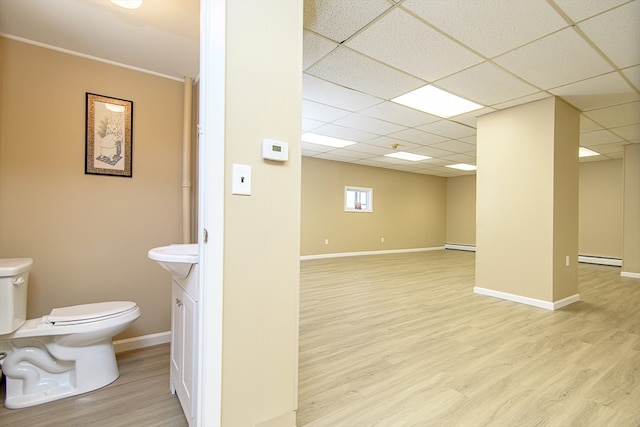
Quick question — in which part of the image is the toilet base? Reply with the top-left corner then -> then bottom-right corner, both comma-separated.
2,339 -> 120,409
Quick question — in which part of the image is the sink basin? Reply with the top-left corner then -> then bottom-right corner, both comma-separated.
148,244 -> 199,278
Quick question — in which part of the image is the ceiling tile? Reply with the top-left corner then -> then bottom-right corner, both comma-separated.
387,128 -> 448,145
312,123 -> 378,142
302,99 -> 350,122
439,153 -> 477,164
494,28 -> 613,89
580,116 -> 604,132
450,107 -> 496,128
303,30 -> 338,70
611,123 -> 640,141
402,0 -> 567,58
583,101 -> 640,128
416,120 -> 476,139
588,141 -> 627,154
301,117 -> 325,133
579,129 -> 624,146
359,101 -> 440,127
429,140 -> 476,154
321,148 -> 374,160
303,0 -> 392,43
354,158 -> 393,168
306,47 -> 426,99
578,1 -> 640,69
301,142 -> 332,154
365,136 -> 420,151
622,65 -> 640,91
345,142 -> 396,156
605,151 -> 624,159
411,145 -> 460,158
459,135 -> 477,145
303,74 -> 382,111
315,152 -> 366,163
550,72 -> 640,111
435,62 -> 540,106
346,8 -> 483,82
333,113 -> 407,136
554,0 -> 629,23
491,92 -> 550,110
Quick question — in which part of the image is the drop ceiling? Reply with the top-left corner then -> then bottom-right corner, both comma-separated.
1,0 -> 638,177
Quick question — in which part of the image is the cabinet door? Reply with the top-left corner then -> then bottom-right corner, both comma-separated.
171,281 -> 197,423
180,289 -> 195,406
170,282 -> 184,394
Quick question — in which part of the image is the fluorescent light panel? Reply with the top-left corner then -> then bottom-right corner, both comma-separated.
302,133 -> 357,148
446,163 -> 477,171
384,151 -> 431,161
391,85 -> 483,118
579,147 -> 600,157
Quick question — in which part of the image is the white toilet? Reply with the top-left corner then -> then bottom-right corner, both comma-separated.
0,258 -> 141,409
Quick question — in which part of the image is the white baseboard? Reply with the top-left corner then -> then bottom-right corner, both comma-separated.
474,287 -> 580,311
113,331 -> 171,354
578,255 -> 622,266
621,271 -> 640,279
300,246 -> 445,261
444,244 -> 476,252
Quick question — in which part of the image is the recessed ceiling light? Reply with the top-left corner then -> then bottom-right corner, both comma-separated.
384,151 -> 431,162
110,0 -> 143,9
301,133 -> 357,148
446,163 -> 477,171
391,85 -> 483,118
579,147 -> 600,157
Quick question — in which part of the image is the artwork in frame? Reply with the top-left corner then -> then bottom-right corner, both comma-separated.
85,93 -> 133,177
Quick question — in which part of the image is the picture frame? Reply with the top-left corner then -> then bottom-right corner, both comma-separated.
85,93 -> 133,177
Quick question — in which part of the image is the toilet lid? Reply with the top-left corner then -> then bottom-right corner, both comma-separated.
48,301 -> 137,325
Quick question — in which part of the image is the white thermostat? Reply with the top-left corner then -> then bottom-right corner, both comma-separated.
262,138 -> 289,162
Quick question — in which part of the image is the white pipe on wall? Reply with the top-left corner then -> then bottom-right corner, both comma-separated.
182,76 -> 193,243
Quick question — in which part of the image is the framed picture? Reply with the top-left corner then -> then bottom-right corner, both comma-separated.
85,93 -> 133,177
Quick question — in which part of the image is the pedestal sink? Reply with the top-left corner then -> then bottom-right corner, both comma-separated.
148,244 -> 199,279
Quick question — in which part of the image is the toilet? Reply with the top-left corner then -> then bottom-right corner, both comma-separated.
0,258 -> 141,409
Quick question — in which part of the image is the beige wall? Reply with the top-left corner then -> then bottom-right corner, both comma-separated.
551,98 -> 580,300
301,157 -> 446,256
579,159 -> 623,258
0,37 -> 185,339
219,2 -> 301,425
446,175 -> 476,246
476,97 -> 579,302
445,160 -> 624,259
622,144 -> 640,274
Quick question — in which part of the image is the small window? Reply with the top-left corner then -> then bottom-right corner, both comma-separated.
345,186 -> 373,212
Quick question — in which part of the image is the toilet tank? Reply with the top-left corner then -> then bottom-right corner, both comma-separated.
0,258 -> 33,335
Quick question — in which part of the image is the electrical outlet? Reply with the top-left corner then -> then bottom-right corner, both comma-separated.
566,255 -> 570,267
324,239 -> 329,245
381,237 -> 384,243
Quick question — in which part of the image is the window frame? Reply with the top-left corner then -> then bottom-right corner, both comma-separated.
344,186 -> 373,213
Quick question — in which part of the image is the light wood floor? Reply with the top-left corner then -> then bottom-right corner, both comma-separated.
1,250 -> 638,426
0,344 -> 188,427
297,250 -> 640,426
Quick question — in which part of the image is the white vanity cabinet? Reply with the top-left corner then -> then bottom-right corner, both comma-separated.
147,244 -> 199,426
170,279 -> 197,425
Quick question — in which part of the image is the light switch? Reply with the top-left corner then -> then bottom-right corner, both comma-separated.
232,164 -> 251,195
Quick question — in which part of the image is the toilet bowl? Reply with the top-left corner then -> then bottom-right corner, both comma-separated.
0,258 -> 141,409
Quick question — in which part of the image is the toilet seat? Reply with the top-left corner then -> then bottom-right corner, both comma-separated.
47,301 -> 138,325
